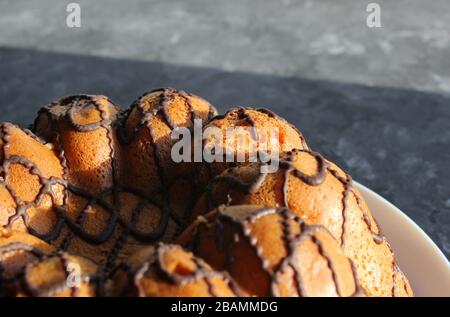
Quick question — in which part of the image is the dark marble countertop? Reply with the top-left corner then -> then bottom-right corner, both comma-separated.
0,0 -> 449,259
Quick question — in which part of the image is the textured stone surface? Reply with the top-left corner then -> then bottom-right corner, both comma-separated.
0,0 -> 449,258
1,0 -> 450,94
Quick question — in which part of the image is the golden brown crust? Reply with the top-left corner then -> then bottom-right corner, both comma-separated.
0,230 -> 103,297
119,88 -> 217,193
1,89 -> 217,268
34,94 -> 120,195
198,107 -> 308,186
108,243 -> 244,297
178,205 -> 364,297
15,253 -> 102,297
192,150 -> 413,297
0,229 -> 55,286
0,123 -> 65,238
0,230 -> 102,297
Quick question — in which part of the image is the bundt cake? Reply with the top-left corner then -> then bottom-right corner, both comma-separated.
0,87 -> 413,297
192,149 -> 413,297
178,205 -> 365,297
108,243 -> 244,297
0,88 -> 217,269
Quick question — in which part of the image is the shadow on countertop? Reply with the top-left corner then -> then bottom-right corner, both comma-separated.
1,46 -> 449,259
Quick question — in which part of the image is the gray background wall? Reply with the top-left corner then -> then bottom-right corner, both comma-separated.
0,0 -> 449,258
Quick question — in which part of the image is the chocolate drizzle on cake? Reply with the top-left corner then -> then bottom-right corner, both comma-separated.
202,148 -> 410,296
20,252 -> 104,297
113,243 -> 243,297
386,242 -> 411,297
0,241 -> 48,295
208,107 -> 308,150
205,149 -> 384,247
0,242 -> 104,297
191,206 -> 365,297
0,89 -> 411,297
0,89 -> 217,272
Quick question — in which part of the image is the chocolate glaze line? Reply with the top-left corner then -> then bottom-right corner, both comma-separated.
233,214 -> 271,271
22,128 -> 46,145
0,242 -> 47,295
353,190 -> 384,244
255,107 -> 308,149
67,99 -> 111,132
179,89 -> 220,136
193,256 -> 218,296
178,90 -> 217,125
179,90 -> 197,125
0,245 -> 104,297
237,108 -> 258,141
144,112 -> 167,186
235,208 -> 319,295
180,90 -> 218,123
275,210 -> 331,296
349,260 -> 367,297
209,107 -> 308,148
310,234 -> 342,296
130,243 -> 243,297
283,150 -> 329,186
284,210 -> 362,297
213,170 -> 268,195
21,252 -> 104,297
385,240 -> 408,297
327,168 -> 352,247
272,207 -> 306,296
195,206 -> 364,297
160,89 -> 177,130
53,128 -> 71,223
326,165 -> 384,246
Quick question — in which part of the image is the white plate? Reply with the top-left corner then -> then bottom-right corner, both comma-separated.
356,182 -> 450,297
